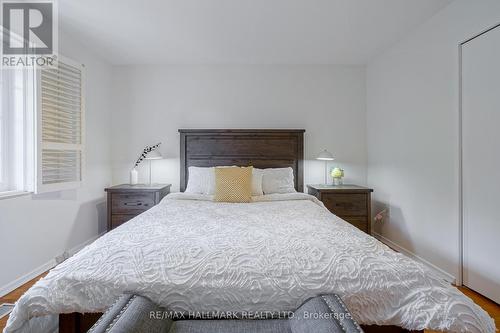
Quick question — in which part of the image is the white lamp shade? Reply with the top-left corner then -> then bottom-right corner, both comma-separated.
316,149 -> 334,161
145,149 -> 162,160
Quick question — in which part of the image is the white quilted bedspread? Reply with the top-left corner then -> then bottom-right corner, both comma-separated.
4,193 -> 495,332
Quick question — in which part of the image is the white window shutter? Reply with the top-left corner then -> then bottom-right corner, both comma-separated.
36,56 -> 85,193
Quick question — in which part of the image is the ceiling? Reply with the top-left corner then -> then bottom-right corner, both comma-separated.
59,0 -> 453,65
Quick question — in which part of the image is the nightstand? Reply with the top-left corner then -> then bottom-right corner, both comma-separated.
307,184 -> 373,234
105,184 -> 171,231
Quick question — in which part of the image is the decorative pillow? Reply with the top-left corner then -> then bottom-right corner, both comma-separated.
216,166 -> 264,196
261,167 -> 296,194
214,166 -> 253,203
185,166 -> 215,194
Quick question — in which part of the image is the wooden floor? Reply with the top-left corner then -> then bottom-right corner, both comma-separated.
0,272 -> 498,332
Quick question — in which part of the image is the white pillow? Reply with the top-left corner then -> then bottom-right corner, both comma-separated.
261,167 -> 296,194
251,168 -> 264,196
185,166 -> 215,194
185,166 -> 264,196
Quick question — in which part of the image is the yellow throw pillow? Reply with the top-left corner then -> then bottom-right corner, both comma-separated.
214,166 -> 253,203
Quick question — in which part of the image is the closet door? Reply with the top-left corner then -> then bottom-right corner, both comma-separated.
462,25 -> 500,303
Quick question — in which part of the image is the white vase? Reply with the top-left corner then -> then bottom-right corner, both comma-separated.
130,168 -> 138,185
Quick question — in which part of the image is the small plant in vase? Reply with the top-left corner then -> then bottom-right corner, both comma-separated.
330,167 -> 344,185
130,143 -> 161,185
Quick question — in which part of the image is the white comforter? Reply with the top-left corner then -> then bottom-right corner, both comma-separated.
4,193 -> 495,333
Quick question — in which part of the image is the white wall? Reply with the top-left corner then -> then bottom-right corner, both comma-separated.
366,0 -> 500,280
0,31 -> 113,292
111,65 -> 367,191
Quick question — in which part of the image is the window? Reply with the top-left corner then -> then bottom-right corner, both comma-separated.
37,57 -> 85,192
0,56 -> 84,196
0,67 -> 36,195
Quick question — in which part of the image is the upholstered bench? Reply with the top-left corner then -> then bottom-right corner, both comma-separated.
88,294 -> 363,333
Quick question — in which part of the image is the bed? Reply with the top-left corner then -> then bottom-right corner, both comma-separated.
3,129 -> 495,333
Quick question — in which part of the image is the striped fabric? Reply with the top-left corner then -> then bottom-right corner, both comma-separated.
214,166 -> 253,203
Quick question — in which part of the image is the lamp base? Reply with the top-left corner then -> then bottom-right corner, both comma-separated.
149,160 -> 153,186
324,160 -> 328,185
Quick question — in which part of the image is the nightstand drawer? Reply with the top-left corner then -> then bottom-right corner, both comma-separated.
322,193 -> 367,216
307,184 -> 373,235
106,184 -> 171,232
341,216 -> 368,232
111,193 -> 155,214
111,214 -> 138,228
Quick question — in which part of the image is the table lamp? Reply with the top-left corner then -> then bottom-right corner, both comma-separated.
316,149 -> 334,185
145,149 -> 162,185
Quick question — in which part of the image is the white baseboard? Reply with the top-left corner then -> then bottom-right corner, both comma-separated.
373,232 -> 456,284
0,232 -> 105,298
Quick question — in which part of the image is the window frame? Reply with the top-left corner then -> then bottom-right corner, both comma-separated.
0,61 -> 36,198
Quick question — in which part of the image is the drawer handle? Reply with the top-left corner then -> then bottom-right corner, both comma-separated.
336,202 -> 354,208
124,202 -> 145,207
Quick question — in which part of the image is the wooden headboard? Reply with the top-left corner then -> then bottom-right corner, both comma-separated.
179,129 -> 305,192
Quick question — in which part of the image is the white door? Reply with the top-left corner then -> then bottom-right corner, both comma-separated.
462,24 -> 500,303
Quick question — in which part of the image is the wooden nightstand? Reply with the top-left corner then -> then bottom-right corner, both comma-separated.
307,184 -> 373,234
105,184 -> 171,231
